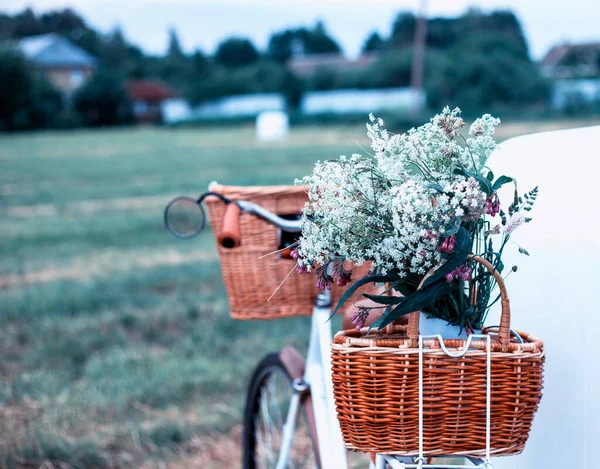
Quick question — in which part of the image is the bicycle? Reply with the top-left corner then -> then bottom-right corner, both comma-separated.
164,185 -> 492,469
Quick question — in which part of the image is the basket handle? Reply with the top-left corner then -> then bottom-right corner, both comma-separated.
407,254 -> 511,351
218,203 -> 242,249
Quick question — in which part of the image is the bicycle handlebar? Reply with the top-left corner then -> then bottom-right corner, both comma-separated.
216,200 -> 302,249
164,190 -> 303,246
218,203 -> 242,248
236,201 -> 302,232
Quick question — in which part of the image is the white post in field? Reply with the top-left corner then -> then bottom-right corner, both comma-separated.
256,111 -> 289,142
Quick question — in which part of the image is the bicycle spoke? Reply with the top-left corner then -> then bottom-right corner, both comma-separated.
260,385 -> 277,467
269,374 -> 286,430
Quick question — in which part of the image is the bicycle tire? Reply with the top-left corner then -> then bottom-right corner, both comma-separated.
243,353 -> 319,469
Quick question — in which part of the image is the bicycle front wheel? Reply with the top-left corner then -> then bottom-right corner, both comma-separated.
243,353 -> 319,469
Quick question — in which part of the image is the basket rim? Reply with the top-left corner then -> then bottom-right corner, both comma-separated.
207,182 -> 308,200
333,324 -> 544,355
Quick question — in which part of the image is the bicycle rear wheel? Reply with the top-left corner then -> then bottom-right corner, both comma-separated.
243,353 -> 319,469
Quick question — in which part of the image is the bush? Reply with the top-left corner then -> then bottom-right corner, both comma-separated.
186,61 -> 304,110
0,49 -> 64,131
214,38 -> 259,68
73,71 -> 133,126
426,36 -> 550,112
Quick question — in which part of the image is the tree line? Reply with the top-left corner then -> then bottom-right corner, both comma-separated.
0,7 -> 551,130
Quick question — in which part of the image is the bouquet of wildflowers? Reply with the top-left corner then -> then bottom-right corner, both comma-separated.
292,107 -> 537,332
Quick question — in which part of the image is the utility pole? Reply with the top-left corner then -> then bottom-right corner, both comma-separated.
410,0 -> 428,116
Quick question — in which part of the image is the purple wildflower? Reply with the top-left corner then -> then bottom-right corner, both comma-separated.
314,264 -> 334,291
331,260 -> 353,287
445,264 -> 472,282
485,193 -> 501,217
439,235 -> 456,253
350,306 -> 370,330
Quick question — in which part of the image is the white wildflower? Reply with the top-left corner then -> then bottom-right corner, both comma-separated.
297,107 -> 499,277
469,114 -> 501,137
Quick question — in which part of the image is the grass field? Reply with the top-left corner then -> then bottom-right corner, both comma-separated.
1,118 -> 598,469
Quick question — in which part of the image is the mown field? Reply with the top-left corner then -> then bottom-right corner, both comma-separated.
1,118 -> 598,469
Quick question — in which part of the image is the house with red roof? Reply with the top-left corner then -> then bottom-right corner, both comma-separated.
125,80 -> 177,123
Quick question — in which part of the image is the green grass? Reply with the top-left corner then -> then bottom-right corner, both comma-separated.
1,119 -> 598,468
0,124 -> 369,469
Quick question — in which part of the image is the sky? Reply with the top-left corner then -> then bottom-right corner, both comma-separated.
3,0 -> 600,59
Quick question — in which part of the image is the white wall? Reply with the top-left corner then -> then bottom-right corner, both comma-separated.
192,93 -> 285,119
301,88 -> 425,115
486,126 -> 600,469
161,88 -> 426,124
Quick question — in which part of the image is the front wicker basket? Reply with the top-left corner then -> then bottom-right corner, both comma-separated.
331,256 -> 545,458
205,183 -> 371,320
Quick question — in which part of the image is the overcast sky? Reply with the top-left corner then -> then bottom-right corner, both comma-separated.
3,0 -> 600,59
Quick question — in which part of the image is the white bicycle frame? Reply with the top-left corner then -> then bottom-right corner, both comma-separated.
275,289 -> 349,469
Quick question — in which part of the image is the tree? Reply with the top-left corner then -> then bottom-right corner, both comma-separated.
73,71 -> 133,126
167,27 -> 184,58
0,49 -> 32,129
11,8 -> 43,37
215,37 -> 260,67
190,49 -> 209,75
390,12 -> 416,48
267,29 -> 298,63
307,21 -> 341,54
155,27 -> 191,86
389,9 -> 530,58
185,61 -> 304,110
362,31 -> 385,53
267,22 -> 342,63
426,37 -> 549,112
0,49 -> 63,131
102,27 -> 129,70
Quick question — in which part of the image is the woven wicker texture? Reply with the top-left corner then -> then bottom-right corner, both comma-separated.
331,256 -> 545,457
205,184 -> 372,320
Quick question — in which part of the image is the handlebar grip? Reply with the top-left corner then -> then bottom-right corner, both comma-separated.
218,203 -> 242,249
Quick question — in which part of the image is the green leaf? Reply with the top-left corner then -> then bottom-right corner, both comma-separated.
391,280 -> 415,297
492,175 -> 513,191
408,162 -> 426,178
456,161 -> 492,195
371,281 -> 455,329
328,274 -> 389,320
443,216 -> 462,236
426,182 -> 445,193
363,293 -> 403,305
422,227 -> 471,288
486,170 -> 495,181
475,174 -> 493,195
386,270 -> 405,282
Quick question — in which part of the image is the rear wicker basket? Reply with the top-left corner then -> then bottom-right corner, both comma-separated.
205,183 -> 371,320
331,256 -> 545,458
